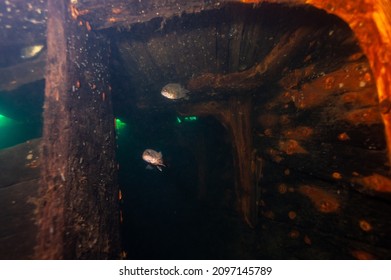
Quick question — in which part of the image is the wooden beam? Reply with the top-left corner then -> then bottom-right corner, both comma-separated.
178,97 -> 258,228
0,53 -> 45,92
35,0 -> 119,259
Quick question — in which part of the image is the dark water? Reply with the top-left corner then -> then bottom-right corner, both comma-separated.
117,112 -> 256,259
0,81 -> 43,149
0,115 -> 41,150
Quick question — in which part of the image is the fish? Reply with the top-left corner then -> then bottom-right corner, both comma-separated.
142,149 -> 166,171
20,44 -> 45,59
161,83 -> 190,100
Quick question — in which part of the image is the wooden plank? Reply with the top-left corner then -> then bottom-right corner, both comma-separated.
0,179 -> 40,260
258,161 -> 391,259
35,0 -> 119,259
0,139 -> 41,259
0,139 -> 41,189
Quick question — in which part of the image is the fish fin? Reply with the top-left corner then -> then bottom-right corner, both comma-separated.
146,165 -> 154,170
156,165 -> 163,172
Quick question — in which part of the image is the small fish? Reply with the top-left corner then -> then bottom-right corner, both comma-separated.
142,149 -> 166,171
20,44 -> 44,59
161,83 -> 190,100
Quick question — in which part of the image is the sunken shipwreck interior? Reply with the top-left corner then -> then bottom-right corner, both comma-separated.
0,0 -> 390,260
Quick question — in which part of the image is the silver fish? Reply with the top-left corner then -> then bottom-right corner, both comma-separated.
161,83 -> 189,100
142,149 -> 166,171
21,44 -> 44,59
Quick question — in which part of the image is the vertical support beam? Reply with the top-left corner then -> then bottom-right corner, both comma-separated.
35,0 -> 119,259
225,96 -> 257,228
179,97 -> 257,227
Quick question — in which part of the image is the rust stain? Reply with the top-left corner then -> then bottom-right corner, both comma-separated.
339,89 -> 378,108
118,189 -> 122,201
85,21 -> 92,31
112,8 -> 123,14
278,183 -> 288,194
241,0 -> 391,166
267,148 -> 283,163
279,139 -> 308,155
288,229 -> 300,239
303,0 -> 391,168
352,173 -> 391,192
338,132 -> 350,141
359,219 -> 372,232
108,17 -> 120,23
351,250 -> 375,260
298,185 -> 340,213
257,114 -> 279,128
78,9 -> 89,16
332,172 -> 342,180
70,4 -> 79,20
279,115 -> 291,125
343,107 -> 382,125
304,235 -> 312,245
379,98 -> 391,114
288,211 -> 297,220
264,128 -> 273,137
262,210 -> 275,220
282,126 -> 313,140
